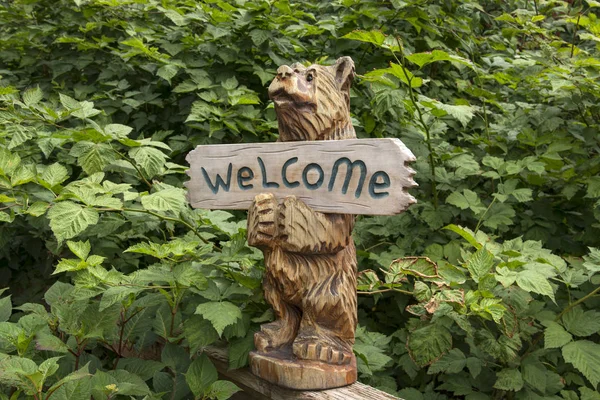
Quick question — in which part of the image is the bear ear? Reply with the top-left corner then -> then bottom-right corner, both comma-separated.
332,56 -> 355,93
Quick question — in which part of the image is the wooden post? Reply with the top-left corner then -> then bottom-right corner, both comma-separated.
186,56 -> 416,390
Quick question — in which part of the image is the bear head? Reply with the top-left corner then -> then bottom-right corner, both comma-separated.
268,56 -> 355,142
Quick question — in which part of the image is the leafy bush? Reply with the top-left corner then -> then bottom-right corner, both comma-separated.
1,0 -> 599,399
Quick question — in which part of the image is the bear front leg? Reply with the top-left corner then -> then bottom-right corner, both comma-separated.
255,274 -> 301,353
247,193 -> 278,249
277,196 -> 353,254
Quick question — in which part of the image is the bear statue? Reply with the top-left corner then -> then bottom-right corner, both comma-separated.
247,57 -> 358,389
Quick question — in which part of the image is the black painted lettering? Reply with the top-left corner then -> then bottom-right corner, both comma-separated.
281,157 -> 300,188
201,163 -> 233,194
328,157 -> 367,198
369,171 -> 390,199
257,157 -> 279,188
237,166 -> 254,190
302,163 -> 324,190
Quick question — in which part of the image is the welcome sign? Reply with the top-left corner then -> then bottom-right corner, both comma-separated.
185,138 -> 417,215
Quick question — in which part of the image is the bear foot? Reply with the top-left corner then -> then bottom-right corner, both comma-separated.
293,338 -> 352,365
254,320 -> 296,353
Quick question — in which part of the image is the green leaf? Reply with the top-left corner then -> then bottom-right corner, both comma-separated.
0,147 -> 21,176
47,363 -> 92,394
22,87 -> 43,106
141,188 -> 186,213
91,369 -> 150,397
70,142 -> 116,174
466,247 -> 495,283
562,307 -> 600,337
129,146 -> 167,178
354,343 -> 393,375
195,302 -> 242,336
35,334 -> 70,353
48,202 -> 99,243
185,354 -> 217,398
544,321 -> 573,349
41,163 -> 69,187
562,340 -> 600,388
493,368 -> 524,391
444,225 -> 481,249
104,124 -> 133,139
407,323 -> 452,367
48,376 -> 91,400
427,348 -> 466,374
67,240 -> 91,260
0,296 -> 11,323
228,334 -> 254,370
406,50 -> 474,69
342,30 -> 387,46
207,380 -> 242,400
516,269 -> 555,301
157,65 -> 179,85
446,189 -> 486,213
184,316 -> 219,354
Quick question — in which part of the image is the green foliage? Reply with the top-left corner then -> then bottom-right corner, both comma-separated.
1,0 -> 600,398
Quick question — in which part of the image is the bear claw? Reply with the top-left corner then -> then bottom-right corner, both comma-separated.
293,340 -> 352,365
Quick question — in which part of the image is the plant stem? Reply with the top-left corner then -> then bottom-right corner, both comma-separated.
391,38 -> 438,208
475,195 -> 497,233
112,148 -> 153,189
98,206 -> 213,247
555,285 -> 600,322
571,14 -> 581,58
357,288 -> 413,296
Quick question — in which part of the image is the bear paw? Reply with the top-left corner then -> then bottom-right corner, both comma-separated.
247,193 -> 278,248
254,321 -> 296,353
293,339 -> 352,365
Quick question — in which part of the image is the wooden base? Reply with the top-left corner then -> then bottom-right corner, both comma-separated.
249,349 -> 357,390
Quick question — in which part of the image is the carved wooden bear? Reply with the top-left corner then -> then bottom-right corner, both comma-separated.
247,57 -> 357,366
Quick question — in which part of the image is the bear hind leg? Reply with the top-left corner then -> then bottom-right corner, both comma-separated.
255,279 -> 301,353
292,271 -> 356,365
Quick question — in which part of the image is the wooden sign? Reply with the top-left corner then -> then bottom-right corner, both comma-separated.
185,138 -> 417,216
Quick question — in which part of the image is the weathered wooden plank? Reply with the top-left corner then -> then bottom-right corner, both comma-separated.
185,138 -> 416,216
204,346 -> 402,400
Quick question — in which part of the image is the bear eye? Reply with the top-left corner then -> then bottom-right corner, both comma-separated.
306,73 -> 314,82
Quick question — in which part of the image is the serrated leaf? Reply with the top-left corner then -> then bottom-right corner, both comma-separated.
228,335 -> 254,370
104,124 -> 133,139
516,269 -> 555,301
184,315 -> 219,353
195,302 -> 242,336
562,307 -> 600,337
562,340 -> 600,388
427,348 -> 466,374
22,87 -> 43,106
207,380 -> 241,400
466,247 -> 495,283
494,368 -> 524,391
0,296 -> 11,322
185,354 -> 217,397
67,240 -> 91,260
8,126 -> 33,150
342,30 -> 387,46
407,323 -> 452,367
545,321 -> 573,349
48,201 -> 99,243
444,224 -> 481,249
157,65 -> 178,84
35,333 -> 70,353
41,163 -> 68,187
141,188 -> 186,212
129,146 -> 167,178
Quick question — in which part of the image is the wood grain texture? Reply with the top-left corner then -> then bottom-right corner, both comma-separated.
249,350 -> 357,390
205,346 -> 402,400
185,138 -> 417,216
